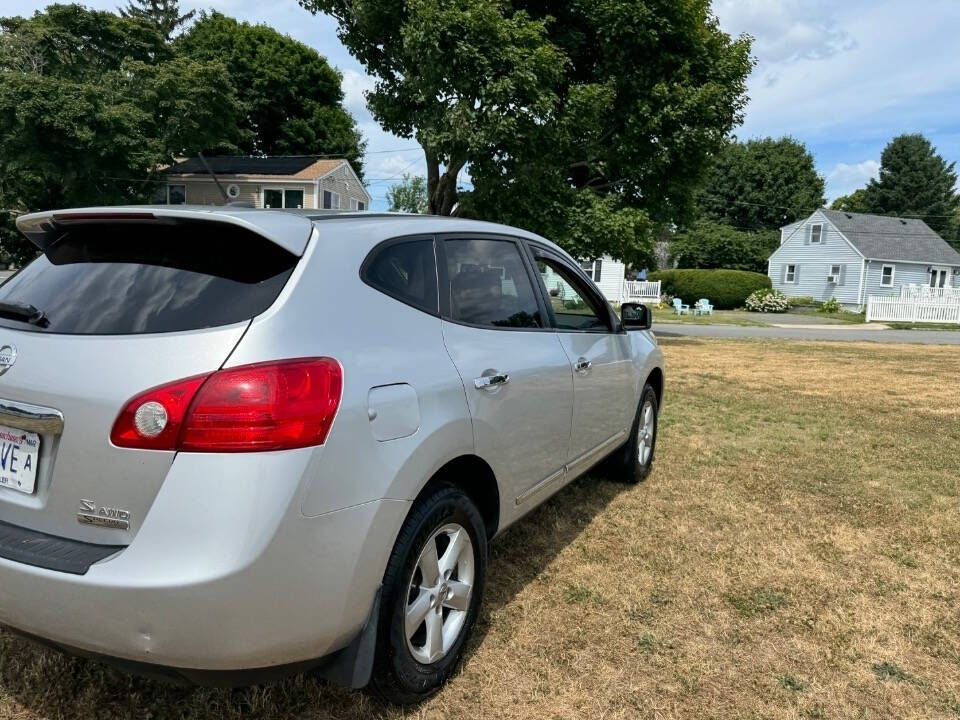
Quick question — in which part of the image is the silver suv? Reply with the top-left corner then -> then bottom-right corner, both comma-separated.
0,207 -> 663,703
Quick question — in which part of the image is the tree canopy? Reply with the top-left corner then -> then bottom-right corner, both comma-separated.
0,4 -> 243,260
386,174 -> 428,214
119,0 -> 195,41
176,12 -> 364,171
696,137 -> 826,231
669,220 -> 778,274
860,134 -> 959,237
303,0 -> 752,264
830,188 -> 868,213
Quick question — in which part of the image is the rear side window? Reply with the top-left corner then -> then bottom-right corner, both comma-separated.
0,222 -> 298,335
443,238 -> 543,329
361,239 -> 439,315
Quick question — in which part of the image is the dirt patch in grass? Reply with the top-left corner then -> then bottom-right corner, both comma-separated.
2,338 -> 959,719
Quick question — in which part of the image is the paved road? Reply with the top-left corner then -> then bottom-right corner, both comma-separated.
654,322 -> 960,345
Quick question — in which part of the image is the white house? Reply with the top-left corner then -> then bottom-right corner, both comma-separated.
539,256 -> 660,305
768,209 -> 960,310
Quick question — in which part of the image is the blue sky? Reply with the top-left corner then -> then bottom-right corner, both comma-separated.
8,0 -> 960,210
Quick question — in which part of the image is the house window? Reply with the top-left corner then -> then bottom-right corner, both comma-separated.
880,264 -> 895,287
263,188 -> 304,209
578,259 -> 601,282
829,264 -> 843,284
784,264 -> 797,284
284,189 -> 304,209
264,188 -> 283,208
810,224 -> 823,244
167,184 -> 186,205
349,198 -> 367,211
323,190 -> 341,209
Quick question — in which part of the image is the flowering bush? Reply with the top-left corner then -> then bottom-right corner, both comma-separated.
744,288 -> 790,313
658,293 -> 674,309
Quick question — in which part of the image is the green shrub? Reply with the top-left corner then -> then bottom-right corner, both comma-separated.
819,297 -> 841,314
648,269 -> 772,309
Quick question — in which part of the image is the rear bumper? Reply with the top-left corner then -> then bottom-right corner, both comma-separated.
0,450 -> 410,672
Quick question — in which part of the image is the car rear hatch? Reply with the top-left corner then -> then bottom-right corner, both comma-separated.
0,208 -> 312,548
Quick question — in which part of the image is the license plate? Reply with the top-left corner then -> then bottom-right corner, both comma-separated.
0,424 -> 40,495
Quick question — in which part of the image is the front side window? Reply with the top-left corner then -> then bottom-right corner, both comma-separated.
167,184 -> 186,205
785,264 -> 797,283
361,239 -> 438,314
443,239 -> 543,329
810,224 -> 823,244
537,256 -> 610,331
881,264 -> 895,287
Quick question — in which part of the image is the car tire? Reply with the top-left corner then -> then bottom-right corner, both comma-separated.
369,485 -> 488,705
607,383 -> 659,484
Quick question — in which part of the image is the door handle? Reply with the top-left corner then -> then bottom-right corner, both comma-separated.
474,373 -> 510,390
575,357 -> 592,374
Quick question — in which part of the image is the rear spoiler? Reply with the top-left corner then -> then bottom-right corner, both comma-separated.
16,206 -> 315,257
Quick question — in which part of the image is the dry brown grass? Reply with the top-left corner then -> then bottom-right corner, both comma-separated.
2,338 -> 959,719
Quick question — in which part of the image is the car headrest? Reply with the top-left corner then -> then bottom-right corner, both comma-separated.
451,270 -> 502,323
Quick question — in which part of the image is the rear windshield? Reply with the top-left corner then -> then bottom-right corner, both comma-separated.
0,222 -> 299,335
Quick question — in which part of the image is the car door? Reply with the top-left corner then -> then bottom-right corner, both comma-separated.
530,247 -> 635,473
438,236 -> 574,509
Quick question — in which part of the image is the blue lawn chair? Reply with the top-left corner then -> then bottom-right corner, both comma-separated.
693,298 -> 714,316
673,298 -> 690,315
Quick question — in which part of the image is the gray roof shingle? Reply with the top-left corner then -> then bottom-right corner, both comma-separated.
818,209 -> 960,265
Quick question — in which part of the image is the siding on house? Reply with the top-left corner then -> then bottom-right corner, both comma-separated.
173,181 -> 316,208
540,257 -> 627,304
768,209 -> 864,304
594,258 -> 627,301
861,260 -> 953,298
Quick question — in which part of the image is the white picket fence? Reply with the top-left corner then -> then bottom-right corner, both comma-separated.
866,296 -> 960,324
899,284 -> 960,303
622,280 -> 661,303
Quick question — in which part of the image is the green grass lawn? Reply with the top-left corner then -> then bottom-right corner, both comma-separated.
651,307 -> 771,326
2,338 -> 959,719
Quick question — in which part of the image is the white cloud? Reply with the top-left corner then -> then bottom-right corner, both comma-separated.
715,0 -> 855,67
340,69 -> 376,120
826,160 -> 880,199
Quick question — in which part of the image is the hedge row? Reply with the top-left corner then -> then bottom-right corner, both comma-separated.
649,269 -> 772,310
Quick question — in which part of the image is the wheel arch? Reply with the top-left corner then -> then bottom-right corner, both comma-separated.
411,454 -> 500,540
645,366 -> 664,409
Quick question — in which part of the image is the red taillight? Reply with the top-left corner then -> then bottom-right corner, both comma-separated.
110,358 -> 343,452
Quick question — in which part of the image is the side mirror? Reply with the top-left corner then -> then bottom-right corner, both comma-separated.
620,302 -> 652,330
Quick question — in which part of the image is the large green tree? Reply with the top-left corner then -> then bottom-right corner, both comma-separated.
861,134 -> 959,237
119,0 -> 195,41
696,137 -> 826,231
669,220 -> 778,273
387,174 -> 428,214
830,188 -> 868,213
0,4 -> 242,261
176,12 -> 365,171
302,0 -> 751,264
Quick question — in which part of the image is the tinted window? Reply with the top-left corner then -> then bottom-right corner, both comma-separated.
0,223 -> 298,335
444,239 -> 543,329
537,256 -> 610,331
362,239 -> 438,314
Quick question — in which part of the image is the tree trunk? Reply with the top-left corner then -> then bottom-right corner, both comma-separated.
424,147 -> 464,216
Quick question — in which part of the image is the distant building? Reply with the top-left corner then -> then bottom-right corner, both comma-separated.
162,156 -> 371,211
769,209 -> 960,309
